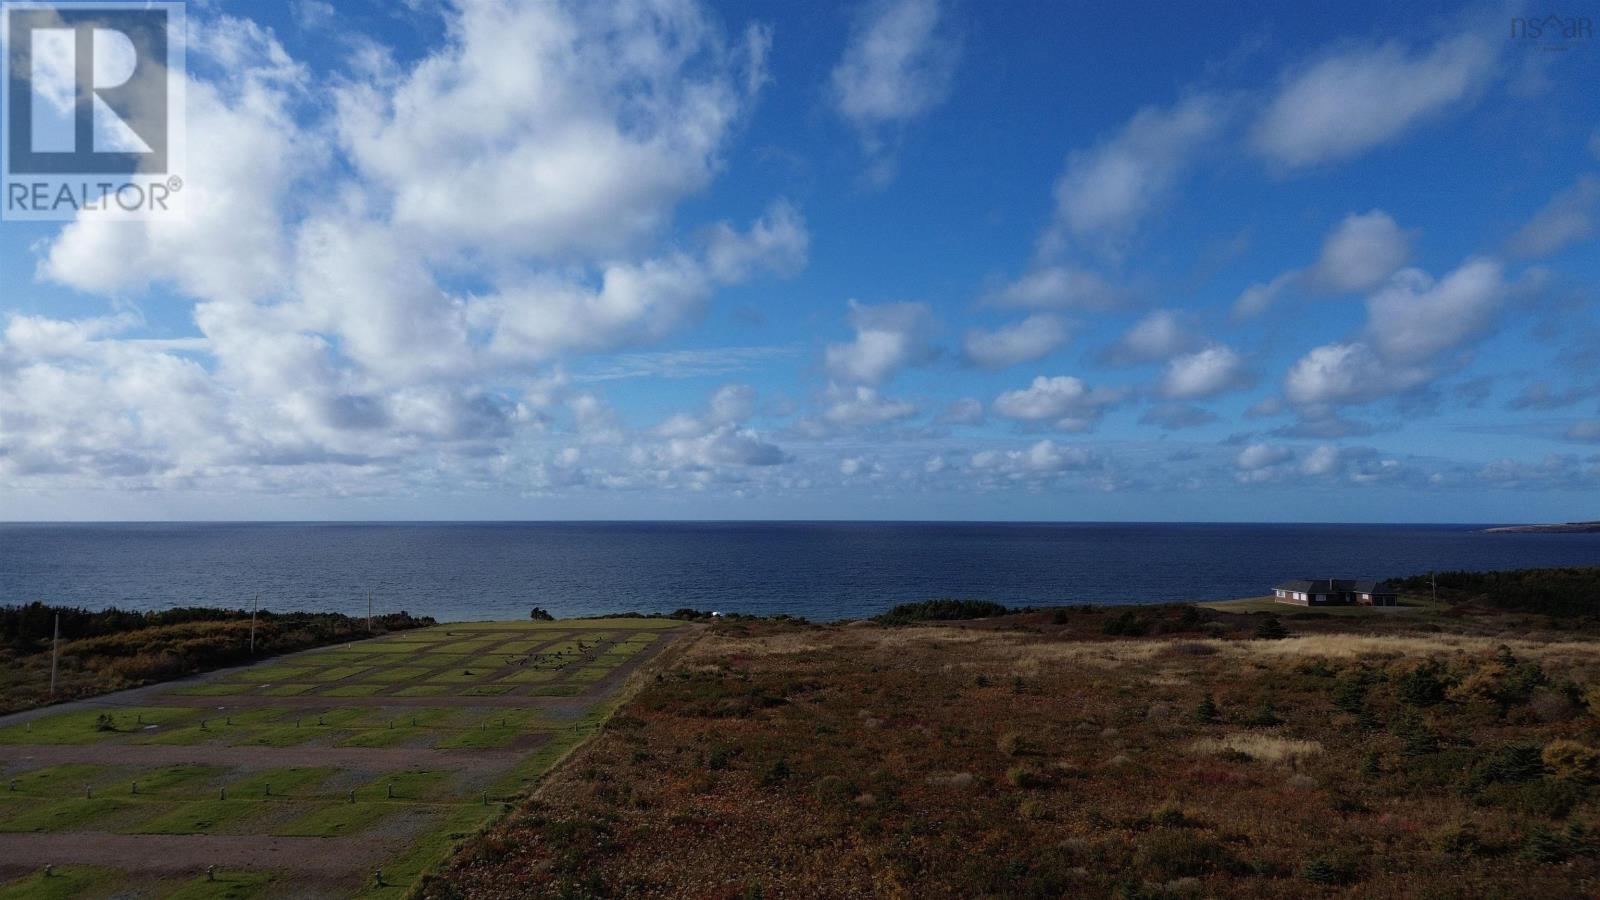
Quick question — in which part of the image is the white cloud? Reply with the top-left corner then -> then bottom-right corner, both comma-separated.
1160,345 -> 1252,399
971,439 -> 1098,476
1300,444 -> 1342,476
42,19 -> 315,303
336,0 -> 766,260
1231,270 -> 1298,321
1282,342 -> 1431,408
1046,94 -> 1227,253
1305,210 -> 1412,293
830,0 -> 958,184
1365,258 -> 1505,361
1103,310 -> 1198,365
1232,210 -> 1410,319
993,375 -> 1122,432
962,315 -> 1070,369
1507,175 -> 1600,259
984,266 -> 1125,310
824,300 -> 936,385
481,202 -> 806,361
1251,32 -> 1497,170
823,386 -> 919,427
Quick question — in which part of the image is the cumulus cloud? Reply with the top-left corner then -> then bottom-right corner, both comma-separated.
993,376 -> 1123,432
1283,342 -> 1431,408
1160,346 -> 1253,400
971,439 -> 1099,476
1102,310 -> 1199,366
13,3 -> 811,500
962,315 -> 1071,369
823,386 -> 920,427
830,0 -> 959,185
1304,210 -> 1413,293
1365,259 -> 1505,361
1507,175 -> 1600,259
824,300 -> 936,385
1232,270 -> 1298,321
335,0 -> 767,259
983,265 -> 1126,311
1232,210 -> 1410,319
481,202 -> 807,361
1046,94 -> 1227,253
1251,31 -> 1498,170
1281,257 -> 1507,414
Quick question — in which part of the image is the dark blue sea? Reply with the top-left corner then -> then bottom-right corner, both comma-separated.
0,522 -> 1595,622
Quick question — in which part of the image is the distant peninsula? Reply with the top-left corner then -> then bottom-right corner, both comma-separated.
1484,521 -> 1600,533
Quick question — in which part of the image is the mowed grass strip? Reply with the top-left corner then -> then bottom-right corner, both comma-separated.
0,797 -> 136,833
131,798 -> 273,835
0,707 -> 194,745
0,865 -> 122,900
226,766 -> 338,798
359,666 -> 435,684
391,684 -> 452,697
272,801 -> 396,837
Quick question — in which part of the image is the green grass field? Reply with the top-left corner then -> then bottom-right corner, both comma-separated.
0,618 -> 683,896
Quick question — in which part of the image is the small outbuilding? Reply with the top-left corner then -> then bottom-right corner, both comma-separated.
1273,579 -> 1397,607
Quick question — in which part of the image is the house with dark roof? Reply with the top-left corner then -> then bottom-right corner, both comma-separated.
1273,579 -> 1397,607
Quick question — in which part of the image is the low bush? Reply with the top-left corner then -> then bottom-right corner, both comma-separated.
873,599 -> 1013,625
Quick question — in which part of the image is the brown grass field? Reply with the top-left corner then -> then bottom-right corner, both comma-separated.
424,604 -> 1600,899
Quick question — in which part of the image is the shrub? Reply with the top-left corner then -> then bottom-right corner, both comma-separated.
1005,764 -> 1046,789
1298,857 -> 1349,885
814,775 -> 852,803
1434,821 -> 1484,856
1449,653 -> 1547,711
1360,751 -> 1381,778
1245,702 -> 1281,727
1193,694 -> 1219,724
997,731 -> 1027,756
1396,660 -> 1448,707
1102,610 -> 1148,637
1521,825 -> 1580,864
1332,675 -> 1369,713
529,607 -> 554,621
1133,830 -> 1238,880
1253,616 -> 1288,640
1050,608 -> 1070,626
1542,739 -> 1600,782
1469,744 -> 1544,787
758,758 -> 792,787
873,599 -> 1012,625
1394,712 -> 1440,757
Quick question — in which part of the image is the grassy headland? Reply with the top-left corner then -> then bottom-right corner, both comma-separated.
426,596 -> 1600,898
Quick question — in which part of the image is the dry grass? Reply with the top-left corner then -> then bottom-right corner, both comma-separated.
427,606 -> 1600,899
1190,733 -> 1325,765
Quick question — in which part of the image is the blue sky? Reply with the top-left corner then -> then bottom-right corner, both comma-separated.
1,0 -> 1598,522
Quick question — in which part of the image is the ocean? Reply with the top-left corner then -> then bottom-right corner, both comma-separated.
0,522 -> 1595,622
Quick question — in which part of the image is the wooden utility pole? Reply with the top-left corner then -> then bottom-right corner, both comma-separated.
367,593 -> 373,633
1431,571 -> 1438,608
49,613 -> 59,697
249,595 -> 259,655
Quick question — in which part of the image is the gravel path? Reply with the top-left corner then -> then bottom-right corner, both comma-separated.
0,832 -> 402,874
0,743 -> 524,772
